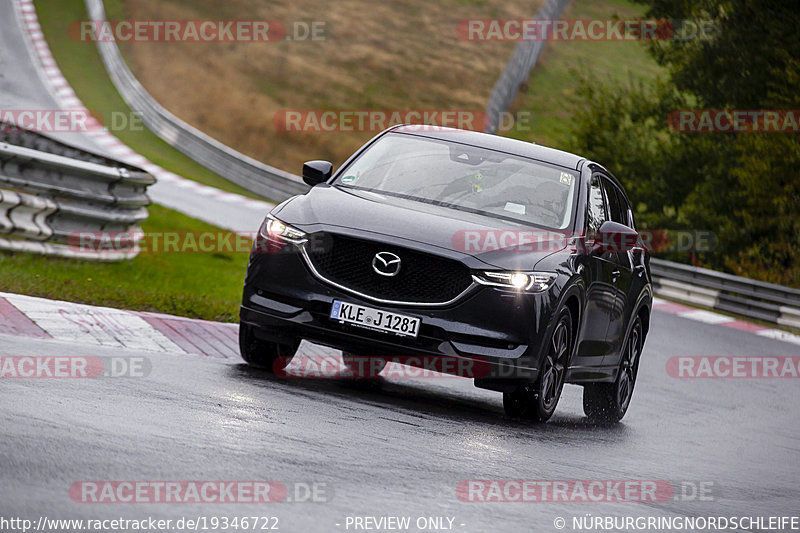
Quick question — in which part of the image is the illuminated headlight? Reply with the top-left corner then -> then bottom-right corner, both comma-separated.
260,215 -> 307,243
475,271 -> 557,292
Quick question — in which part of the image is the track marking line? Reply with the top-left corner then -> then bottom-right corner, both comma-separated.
755,329 -> 800,346
720,320 -> 770,334
675,309 -> 736,325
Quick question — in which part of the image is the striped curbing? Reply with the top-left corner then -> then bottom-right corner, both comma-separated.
651,297 -> 800,346
0,293 -> 798,363
651,259 -> 800,333
0,292 -> 238,358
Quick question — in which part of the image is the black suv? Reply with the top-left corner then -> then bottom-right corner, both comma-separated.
240,126 -> 652,423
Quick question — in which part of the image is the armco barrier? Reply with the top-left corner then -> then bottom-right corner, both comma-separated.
84,0 -> 308,201
76,0 -> 800,328
0,126 -> 154,261
484,0 -> 572,133
651,259 -> 800,331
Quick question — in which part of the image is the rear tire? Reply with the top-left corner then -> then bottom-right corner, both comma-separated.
239,323 -> 299,372
341,352 -> 387,378
503,309 -> 572,423
583,315 -> 644,423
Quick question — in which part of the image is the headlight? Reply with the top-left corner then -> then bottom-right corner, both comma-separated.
474,271 -> 557,292
260,215 -> 307,243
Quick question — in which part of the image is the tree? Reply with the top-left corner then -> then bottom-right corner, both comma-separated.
570,0 -> 800,285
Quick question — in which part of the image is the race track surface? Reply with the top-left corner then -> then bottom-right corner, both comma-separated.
2,3 -> 798,532
2,308 -> 798,532
0,0 -> 271,234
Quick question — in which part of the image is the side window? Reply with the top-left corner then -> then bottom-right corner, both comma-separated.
587,174 -> 607,236
602,178 -> 625,226
615,187 -> 634,228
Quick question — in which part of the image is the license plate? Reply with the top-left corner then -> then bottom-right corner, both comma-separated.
330,300 -> 420,338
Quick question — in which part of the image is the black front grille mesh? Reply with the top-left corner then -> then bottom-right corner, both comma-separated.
304,233 -> 473,304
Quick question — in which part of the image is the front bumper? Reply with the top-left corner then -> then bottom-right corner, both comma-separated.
240,238 -> 559,383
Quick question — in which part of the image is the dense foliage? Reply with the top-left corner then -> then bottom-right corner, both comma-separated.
569,0 -> 800,286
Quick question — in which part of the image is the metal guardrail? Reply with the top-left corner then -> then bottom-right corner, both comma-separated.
484,0 -> 572,133
78,0 -> 800,327
651,258 -> 800,331
0,125 -> 154,261
478,0 -> 799,331
84,0 -> 308,201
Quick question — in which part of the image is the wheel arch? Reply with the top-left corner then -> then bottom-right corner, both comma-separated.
555,277 -> 586,366
632,285 -> 653,338
563,293 -> 581,341
637,303 -> 650,338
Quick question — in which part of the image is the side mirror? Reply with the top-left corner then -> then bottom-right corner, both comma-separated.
592,221 -> 639,253
302,160 -> 333,186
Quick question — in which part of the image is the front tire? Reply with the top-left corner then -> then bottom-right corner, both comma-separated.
503,308 -> 572,423
583,315 -> 644,423
239,323 -> 299,372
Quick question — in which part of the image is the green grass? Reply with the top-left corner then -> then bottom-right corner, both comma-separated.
505,0 -> 665,149
33,0 -> 263,200
13,0 -> 660,323
0,205 -> 249,322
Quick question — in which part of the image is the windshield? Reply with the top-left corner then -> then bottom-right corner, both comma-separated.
334,133 -> 577,230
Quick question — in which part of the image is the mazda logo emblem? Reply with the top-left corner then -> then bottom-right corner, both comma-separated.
372,251 -> 401,277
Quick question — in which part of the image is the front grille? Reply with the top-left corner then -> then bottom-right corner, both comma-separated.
304,233 -> 473,304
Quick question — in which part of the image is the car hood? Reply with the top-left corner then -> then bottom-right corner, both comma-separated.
274,184 -> 570,271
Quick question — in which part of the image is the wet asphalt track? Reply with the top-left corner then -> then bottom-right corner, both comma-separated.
2,3 -> 799,531
1,309 -> 799,532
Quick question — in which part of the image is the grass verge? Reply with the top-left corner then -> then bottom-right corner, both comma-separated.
110,0 -> 541,172
0,205 -> 249,322
507,0 -> 665,149
33,0 -> 263,200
